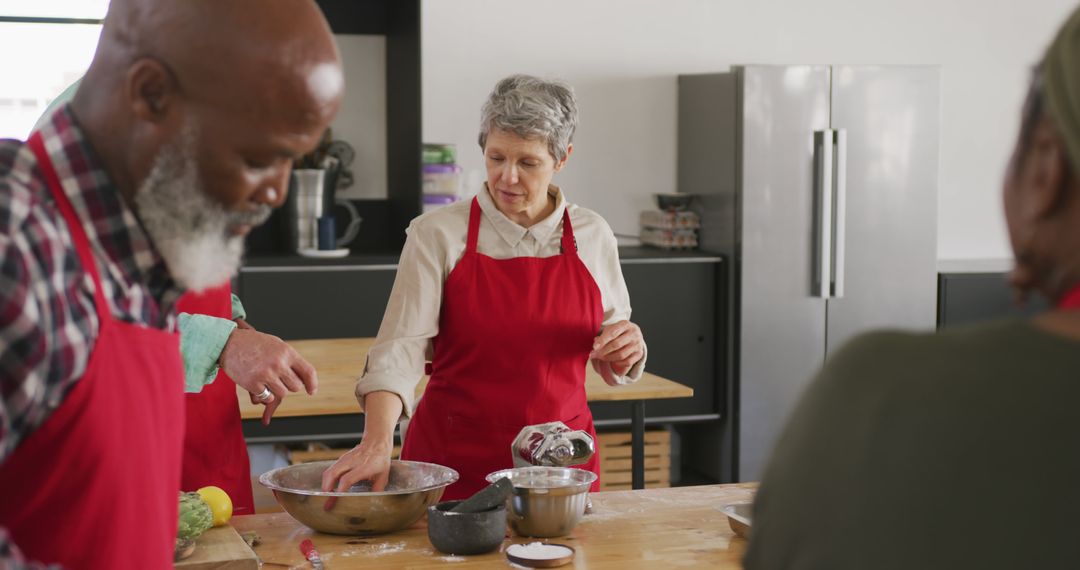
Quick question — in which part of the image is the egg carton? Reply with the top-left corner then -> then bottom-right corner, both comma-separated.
639,227 -> 699,250
639,209 -> 701,230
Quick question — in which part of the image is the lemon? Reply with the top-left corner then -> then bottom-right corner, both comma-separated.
196,486 -> 233,527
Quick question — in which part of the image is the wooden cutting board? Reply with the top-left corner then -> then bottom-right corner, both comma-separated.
174,525 -> 258,570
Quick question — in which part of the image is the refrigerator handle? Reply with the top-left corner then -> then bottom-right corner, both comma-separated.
831,129 -> 847,298
812,130 -> 834,299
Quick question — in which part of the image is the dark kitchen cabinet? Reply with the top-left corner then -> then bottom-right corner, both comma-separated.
937,270 -> 1047,328
590,250 -> 724,424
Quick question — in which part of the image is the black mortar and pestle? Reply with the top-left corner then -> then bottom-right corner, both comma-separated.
427,477 -> 513,555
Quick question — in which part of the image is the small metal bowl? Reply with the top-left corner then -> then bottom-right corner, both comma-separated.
720,502 -> 753,538
486,467 -> 597,538
655,192 -> 695,211
260,460 -> 458,535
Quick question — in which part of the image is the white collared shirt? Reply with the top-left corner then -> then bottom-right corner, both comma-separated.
355,185 -> 646,417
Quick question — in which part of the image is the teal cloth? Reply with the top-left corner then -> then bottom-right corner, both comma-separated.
34,79 -> 79,132
231,293 -> 247,321
178,294 -> 246,393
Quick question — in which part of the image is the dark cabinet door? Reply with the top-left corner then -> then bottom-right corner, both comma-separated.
589,261 -> 722,423
937,272 -> 1047,329
237,268 -> 396,339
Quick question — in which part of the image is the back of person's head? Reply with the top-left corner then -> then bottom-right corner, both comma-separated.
1004,5 -> 1080,306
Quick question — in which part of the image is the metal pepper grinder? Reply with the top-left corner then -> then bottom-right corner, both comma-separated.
511,421 -> 595,468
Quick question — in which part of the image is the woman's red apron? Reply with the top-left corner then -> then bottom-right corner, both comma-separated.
176,285 -> 255,516
401,197 -> 604,500
0,132 -> 186,569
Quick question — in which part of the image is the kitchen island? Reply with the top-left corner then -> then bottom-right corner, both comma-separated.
237,337 -> 694,489
232,483 -> 755,568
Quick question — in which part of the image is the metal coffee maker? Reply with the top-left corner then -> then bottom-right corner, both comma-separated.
284,167 -> 362,253
511,422 -> 595,468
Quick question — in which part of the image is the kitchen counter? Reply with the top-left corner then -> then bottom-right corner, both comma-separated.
232,483 -> 756,569
936,258 -> 1013,273
238,337 -> 693,490
240,246 -> 722,271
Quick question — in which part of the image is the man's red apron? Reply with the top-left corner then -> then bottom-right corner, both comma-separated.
177,286 -> 255,516
0,133 -> 185,568
401,197 -> 604,500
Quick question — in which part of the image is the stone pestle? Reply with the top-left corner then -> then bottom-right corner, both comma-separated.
448,477 -> 513,513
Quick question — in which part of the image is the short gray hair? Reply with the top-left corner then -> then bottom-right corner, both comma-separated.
478,74 -> 578,163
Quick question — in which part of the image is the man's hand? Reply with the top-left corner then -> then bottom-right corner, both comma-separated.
219,324 -> 318,425
589,320 -> 645,377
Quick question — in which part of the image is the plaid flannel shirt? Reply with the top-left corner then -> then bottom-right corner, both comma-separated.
0,105 -> 183,566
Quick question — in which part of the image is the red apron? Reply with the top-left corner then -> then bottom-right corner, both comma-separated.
177,285 -> 255,516
0,133 -> 186,569
1058,284 -> 1080,310
401,197 -> 604,500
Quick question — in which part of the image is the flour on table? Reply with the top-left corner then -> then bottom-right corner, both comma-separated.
362,541 -> 407,556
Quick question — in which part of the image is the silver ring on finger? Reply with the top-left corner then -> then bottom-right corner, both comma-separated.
254,387 -> 273,402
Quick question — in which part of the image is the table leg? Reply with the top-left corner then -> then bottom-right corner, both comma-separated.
631,400 -> 644,490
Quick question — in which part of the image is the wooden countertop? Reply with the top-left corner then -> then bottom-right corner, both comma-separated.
238,338 -> 694,420
231,483 -> 755,568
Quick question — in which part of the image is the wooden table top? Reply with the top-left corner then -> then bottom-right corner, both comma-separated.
231,483 -> 756,569
238,337 -> 694,420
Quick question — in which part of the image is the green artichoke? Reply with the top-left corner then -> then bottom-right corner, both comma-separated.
177,491 -> 213,540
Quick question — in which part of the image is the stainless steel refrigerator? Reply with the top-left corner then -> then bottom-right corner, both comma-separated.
678,66 -> 940,481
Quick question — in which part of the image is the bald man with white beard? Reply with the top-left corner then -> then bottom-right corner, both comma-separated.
33,79 -> 322,519
0,1 -> 344,567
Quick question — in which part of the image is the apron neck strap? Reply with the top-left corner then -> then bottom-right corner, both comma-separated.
560,207 -> 576,255
27,132 -> 111,323
466,197 -> 482,253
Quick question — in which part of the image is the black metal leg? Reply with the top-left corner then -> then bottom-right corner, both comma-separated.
631,400 -> 644,490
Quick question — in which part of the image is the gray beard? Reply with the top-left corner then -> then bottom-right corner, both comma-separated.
134,126 -> 270,292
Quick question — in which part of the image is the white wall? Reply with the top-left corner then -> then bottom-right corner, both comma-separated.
330,35 -> 387,200
421,0 -> 1078,260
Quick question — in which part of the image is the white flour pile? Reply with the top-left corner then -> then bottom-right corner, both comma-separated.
506,542 -> 574,560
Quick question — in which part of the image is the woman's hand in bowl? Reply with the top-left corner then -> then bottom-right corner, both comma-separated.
320,438 -> 393,492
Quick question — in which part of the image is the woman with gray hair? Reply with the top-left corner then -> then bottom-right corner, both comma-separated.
322,74 -> 647,499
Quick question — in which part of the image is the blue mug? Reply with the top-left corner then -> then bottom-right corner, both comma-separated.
317,216 -> 336,250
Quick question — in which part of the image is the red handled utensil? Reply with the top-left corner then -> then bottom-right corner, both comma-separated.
300,539 -> 325,569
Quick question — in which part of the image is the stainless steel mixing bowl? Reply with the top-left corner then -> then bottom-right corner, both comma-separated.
260,460 -> 458,535
486,466 -> 597,537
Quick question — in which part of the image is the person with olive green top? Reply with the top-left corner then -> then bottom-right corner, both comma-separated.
746,7 -> 1080,570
